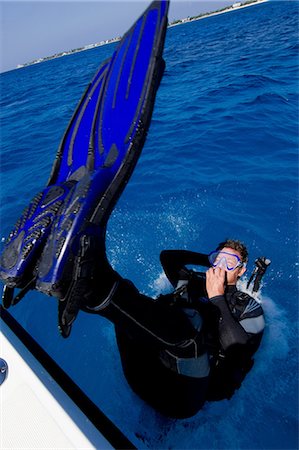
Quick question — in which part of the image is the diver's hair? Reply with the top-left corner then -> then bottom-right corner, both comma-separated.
216,239 -> 249,264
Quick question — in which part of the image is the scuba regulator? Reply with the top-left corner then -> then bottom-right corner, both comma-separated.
247,256 -> 271,293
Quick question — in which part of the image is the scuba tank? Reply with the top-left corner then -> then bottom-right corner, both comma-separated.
247,257 -> 271,293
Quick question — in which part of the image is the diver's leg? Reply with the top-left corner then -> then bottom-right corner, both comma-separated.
83,276 -> 198,350
80,257 -> 210,417
59,228 -> 202,354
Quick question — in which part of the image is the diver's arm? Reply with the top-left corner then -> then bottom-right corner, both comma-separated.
206,268 -> 265,351
206,269 -> 265,399
160,250 -> 209,287
206,267 -> 249,349
205,303 -> 264,400
207,331 -> 263,401
234,296 -> 265,354
208,294 -> 249,349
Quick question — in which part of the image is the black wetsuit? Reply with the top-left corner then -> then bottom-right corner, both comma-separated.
83,250 -> 265,418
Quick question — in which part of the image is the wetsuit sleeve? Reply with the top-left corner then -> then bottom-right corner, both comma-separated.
160,250 -> 209,287
207,330 -> 264,401
209,295 -> 249,350
207,294 -> 265,401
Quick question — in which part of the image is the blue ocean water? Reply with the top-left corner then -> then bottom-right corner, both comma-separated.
1,1 -> 298,448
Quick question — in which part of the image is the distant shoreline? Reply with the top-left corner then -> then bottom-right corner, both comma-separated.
168,0 -> 268,27
15,0 -> 268,70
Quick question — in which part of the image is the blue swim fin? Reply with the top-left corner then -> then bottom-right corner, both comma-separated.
0,0 -> 169,318
0,57 -> 113,298
36,0 -> 169,296
49,59 -> 111,184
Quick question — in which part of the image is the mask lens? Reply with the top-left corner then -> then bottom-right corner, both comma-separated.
208,251 -> 220,265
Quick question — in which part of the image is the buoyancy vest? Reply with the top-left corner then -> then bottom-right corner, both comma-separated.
158,277 -> 264,379
158,278 -> 210,378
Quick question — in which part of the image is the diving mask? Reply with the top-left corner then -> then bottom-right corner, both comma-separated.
208,250 -> 244,271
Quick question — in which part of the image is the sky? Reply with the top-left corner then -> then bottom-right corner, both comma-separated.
0,1 -> 236,73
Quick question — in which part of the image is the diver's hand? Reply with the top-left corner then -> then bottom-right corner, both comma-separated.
206,267 -> 225,299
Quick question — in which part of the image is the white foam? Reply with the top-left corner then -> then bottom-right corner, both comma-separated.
150,271 -> 172,296
237,276 -> 263,302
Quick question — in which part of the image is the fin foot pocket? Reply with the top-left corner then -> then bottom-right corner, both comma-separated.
36,174 -> 102,297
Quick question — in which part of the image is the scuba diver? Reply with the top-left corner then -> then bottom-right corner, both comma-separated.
76,238 -> 265,418
0,0 -> 269,418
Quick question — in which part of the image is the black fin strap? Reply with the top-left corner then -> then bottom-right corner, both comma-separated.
2,278 -> 36,309
58,234 -> 99,338
2,286 -> 14,309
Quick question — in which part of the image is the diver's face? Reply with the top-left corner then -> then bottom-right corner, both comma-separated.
219,247 -> 247,285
